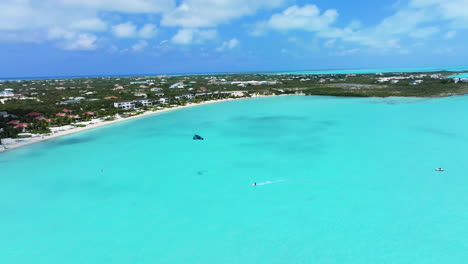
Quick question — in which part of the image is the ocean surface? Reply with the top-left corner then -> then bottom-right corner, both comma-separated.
267,65 -> 468,75
1,65 -> 468,80
1,95 -> 467,264
448,73 -> 468,78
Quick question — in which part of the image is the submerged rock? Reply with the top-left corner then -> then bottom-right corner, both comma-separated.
193,134 -> 204,140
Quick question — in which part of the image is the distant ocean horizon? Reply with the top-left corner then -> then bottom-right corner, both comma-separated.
1,65 -> 468,81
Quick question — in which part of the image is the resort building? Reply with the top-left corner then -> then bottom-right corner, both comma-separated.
114,101 -> 135,110
133,99 -> 152,107
158,98 -> 170,104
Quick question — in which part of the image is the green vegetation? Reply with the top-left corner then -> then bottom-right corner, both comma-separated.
1,71 -> 467,139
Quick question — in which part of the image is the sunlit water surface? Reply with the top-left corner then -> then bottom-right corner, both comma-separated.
1,95 -> 467,264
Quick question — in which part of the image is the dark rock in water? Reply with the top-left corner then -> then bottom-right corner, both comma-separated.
193,134 -> 204,140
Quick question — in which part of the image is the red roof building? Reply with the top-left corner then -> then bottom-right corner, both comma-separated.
63,109 -> 72,113
7,120 -> 20,125
45,118 -> 52,123
14,123 -> 28,128
85,111 -> 95,115
34,116 -> 44,120
67,114 -> 79,118
25,112 -> 43,117
56,112 -> 65,117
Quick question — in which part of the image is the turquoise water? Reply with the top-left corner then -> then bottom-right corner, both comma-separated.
447,73 -> 468,78
267,65 -> 468,75
1,95 -> 468,263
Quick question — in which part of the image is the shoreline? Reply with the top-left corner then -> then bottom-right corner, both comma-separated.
0,95 -> 288,153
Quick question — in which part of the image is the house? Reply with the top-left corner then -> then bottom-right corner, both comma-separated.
154,93 -> 165,97
182,94 -> 195,100
7,120 -> 20,125
133,99 -> 152,107
14,123 -> 29,130
114,101 -> 135,110
409,80 -> 423,85
0,111 -> 16,118
150,88 -> 163,91
158,98 -> 170,104
84,111 -> 95,115
0,90 -> 14,97
104,96 -> 118,100
56,112 -> 66,117
63,109 -> 72,113
230,91 -> 244,97
25,112 -> 43,117
134,92 -> 147,98
170,82 -> 184,88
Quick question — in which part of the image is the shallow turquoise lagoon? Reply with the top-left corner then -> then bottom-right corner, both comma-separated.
448,73 -> 468,78
1,96 -> 468,264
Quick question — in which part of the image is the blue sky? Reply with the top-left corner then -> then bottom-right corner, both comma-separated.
1,0 -> 467,77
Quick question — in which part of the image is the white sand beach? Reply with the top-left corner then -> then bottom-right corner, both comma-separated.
0,95 -> 286,153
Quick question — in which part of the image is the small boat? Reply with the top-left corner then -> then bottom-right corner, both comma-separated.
435,168 -> 445,172
193,134 -> 204,140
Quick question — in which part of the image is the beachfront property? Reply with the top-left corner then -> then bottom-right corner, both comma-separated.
158,98 -> 170,104
175,94 -> 195,100
133,99 -> 152,106
114,101 -> 135,110
114,99 -> 153,109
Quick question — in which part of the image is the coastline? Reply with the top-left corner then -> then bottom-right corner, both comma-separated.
0,94 -> 287,153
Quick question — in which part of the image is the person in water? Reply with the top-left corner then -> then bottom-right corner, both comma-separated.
252,182 -> 256,186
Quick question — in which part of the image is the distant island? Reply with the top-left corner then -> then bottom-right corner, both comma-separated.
1,70 -> 468,151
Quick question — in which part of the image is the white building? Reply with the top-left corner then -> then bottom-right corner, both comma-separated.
114,101 -> 135,110
158,98 -> 170,104
170,82 -> 184,88
0,90 -> 14,97
133,99 -> 152,106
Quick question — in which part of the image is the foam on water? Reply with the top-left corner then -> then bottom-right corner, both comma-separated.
1,95 -> 467,264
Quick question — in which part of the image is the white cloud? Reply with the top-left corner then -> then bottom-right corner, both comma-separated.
131,40 -> 148,52
162,0 -> 286,27
0,0 -> 166,49
216,38 -> 239,51
112,22 -> 137,38
171,28 -> 217,44
61,33 -> 98,50
264,5 -> 338,32
139,24 -> 157,38
58,0 -> 176,13
112,22 -> 157,38
70,18 -> 107,31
